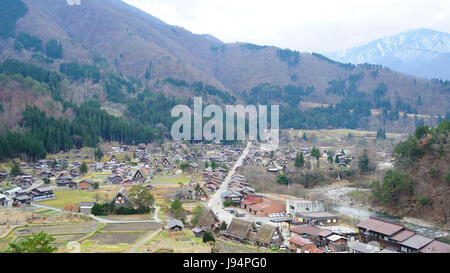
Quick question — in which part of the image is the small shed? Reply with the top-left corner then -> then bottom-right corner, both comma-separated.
79,202 -> 95,215
167,219 -> 184,231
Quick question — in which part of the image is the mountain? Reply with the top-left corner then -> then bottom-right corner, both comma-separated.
371,121 -> 450,225
0,0 -> 449,136
325,29 -> 450,80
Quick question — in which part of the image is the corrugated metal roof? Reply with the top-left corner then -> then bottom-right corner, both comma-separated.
357,217 -> 404,236
400,234 -> 434,250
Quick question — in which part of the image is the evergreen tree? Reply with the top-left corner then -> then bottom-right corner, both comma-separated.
311,147 -> 320,160
10,162 -> 20,176
45,39 -> 63,59
94,148 -> 103,161
277,173 -> 289,185
202,231 -> 215,243
302,133 -> 307,141
358,149 -> 370,174
294,152 -> 304,168
80,162 -> 88,175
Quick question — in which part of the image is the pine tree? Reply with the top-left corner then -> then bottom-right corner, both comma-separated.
80,162 -> 88,175
10,162 -> 21,177
358,149 -> 370,174
294,152 -> 304,168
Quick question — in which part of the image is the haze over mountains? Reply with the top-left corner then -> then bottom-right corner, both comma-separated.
0,0 -> 449,133
325,29 -> 450,80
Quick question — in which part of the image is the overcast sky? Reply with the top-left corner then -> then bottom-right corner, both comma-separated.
122,0 -> 450,53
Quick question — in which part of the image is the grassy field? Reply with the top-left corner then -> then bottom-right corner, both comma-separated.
81,171 -> 112,182
39,190 -> 101,208
151,174 -> 191,185
39,186 -> 123,209
143,229 -> 211,253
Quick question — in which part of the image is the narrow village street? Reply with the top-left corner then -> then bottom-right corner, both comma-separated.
208,141 -> 251,224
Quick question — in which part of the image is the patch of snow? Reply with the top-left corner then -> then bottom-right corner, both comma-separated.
377,43 -> 385,57
67,0 -> 81,6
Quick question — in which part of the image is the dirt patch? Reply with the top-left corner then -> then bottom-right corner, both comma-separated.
52,234 -> 87,242
15,223 -> 101,236
89,232 -> 146,245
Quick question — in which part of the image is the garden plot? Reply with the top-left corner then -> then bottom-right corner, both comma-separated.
88,232 -> 147,245
102,222 -> 162,232
52,234 -> 87,243
15,223 -> 101,236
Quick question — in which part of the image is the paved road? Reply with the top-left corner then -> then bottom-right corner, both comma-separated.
207,142 -> 252,225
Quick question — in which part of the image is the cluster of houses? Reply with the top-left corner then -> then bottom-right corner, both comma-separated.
242,145 -> 353,175
217,196 -> 348,252
217,196 -> 450,253
0,185 -> 55,207
221,174 -> 256,206
350,217 -> 450,253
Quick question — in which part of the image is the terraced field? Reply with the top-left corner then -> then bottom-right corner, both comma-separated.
102,222 -> 162,232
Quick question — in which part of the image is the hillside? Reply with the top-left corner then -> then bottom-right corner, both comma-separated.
0,0 -> 449,134
370,121 -> 450,226
325,29 -> 450,80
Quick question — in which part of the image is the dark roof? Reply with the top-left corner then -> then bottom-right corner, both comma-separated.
290,225 -> 323,237
197,206 -> 219,228
357,217 -> 404,236
288,235 -> 313,246
221,190 -> 243,198
250,224 -> 278,244
79,202 -> 95,207
400,234 -> 434,250
419,240 -> 450,253
34,186 -> 53,192
14,195 -> 31,201
348,241 -> 380,253
167,219 -> 184,229
227,218 -> 253,239
192,227 -> 204,233
318,230 -> 333,238
390,229 -> 415,242
295,211 -> 338,220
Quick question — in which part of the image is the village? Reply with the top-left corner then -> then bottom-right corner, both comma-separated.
0,130 -> 449,253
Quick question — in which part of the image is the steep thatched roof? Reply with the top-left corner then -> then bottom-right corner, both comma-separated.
197,205 -> 219,228
226,218 -> 253,240
247,224 -> 279,245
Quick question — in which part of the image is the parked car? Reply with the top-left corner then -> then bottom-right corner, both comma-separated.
256,221 -> 262,227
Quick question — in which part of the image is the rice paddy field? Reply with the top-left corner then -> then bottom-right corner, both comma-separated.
0,221 -> 164,253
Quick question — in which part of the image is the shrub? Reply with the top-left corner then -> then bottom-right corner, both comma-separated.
202,231 -> 215,243
223,200 -> 234,207
417,196 -> 428,206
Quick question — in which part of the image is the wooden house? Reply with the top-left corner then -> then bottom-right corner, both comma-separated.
288,235 -> 317,253
174,187 -> 193,201
77,180 -> 93,191
31,186 -> 55,201
108,155 -> 120,164
167,219 -> 184,231
111,187 -> 131,208
195,187 -> 209,201
12,194 -> 32,207
132,169 -> 146,183
106,174 -> 123,185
